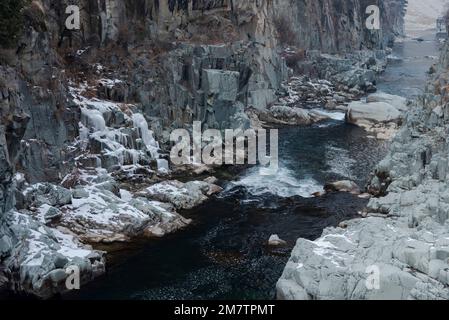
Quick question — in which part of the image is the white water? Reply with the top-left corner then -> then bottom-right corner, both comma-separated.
228,166 -> 323,198
325,145 -> 357,180
312,109 -> 346,121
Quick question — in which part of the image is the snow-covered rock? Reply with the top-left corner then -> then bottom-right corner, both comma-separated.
16,167 -> 194,244
140,179 -> 223,210
3,211 -> 105,299
71,84 -> 168,173
277,216 -> 449,300
278,44 -> 449,300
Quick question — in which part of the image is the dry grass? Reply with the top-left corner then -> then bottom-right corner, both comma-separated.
274,16 -> 297,46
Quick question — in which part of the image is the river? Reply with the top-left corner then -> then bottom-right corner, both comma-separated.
67,33 -> 439,300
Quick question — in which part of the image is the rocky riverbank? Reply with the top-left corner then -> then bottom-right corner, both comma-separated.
277,39 -> 449,300
0,0 -> 406,298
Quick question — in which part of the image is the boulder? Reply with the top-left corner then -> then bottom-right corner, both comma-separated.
44,206 -> 62,222
72,187 -> 89,199
24,183 -> 72,208
261,105 -> 330,125
277,216 -> 449,300
268,234 -> 287,246
346,101 -> 402,126
142,180 -> 222,210
324,180 -> 361,194
3,211 -> 106,299
366,92 -> 407,111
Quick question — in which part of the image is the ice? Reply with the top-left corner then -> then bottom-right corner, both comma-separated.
132,113 -> 159,158
157,159 -> 170,173
81,108 -> 106,131
70,83 -> 168,171
98,78 -> 123,88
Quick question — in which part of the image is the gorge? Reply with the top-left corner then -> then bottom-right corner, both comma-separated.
1,0 -> 448,301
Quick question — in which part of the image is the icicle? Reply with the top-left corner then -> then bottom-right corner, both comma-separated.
95,156 -> 102,168
132,113 -> 159,158
157,159 -> 169,173
81,108 -> 106,132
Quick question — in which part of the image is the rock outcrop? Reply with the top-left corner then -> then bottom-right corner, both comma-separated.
272,0 -> 405,52
277,42 -> 449,300
345,91 -> 409,140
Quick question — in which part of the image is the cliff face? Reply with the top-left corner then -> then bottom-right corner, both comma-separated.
272,0 -> 405,52
0,0 -> 406,185
0,0 -> 406,298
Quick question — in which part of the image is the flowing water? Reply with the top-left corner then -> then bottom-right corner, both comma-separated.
67,34 -> 439,300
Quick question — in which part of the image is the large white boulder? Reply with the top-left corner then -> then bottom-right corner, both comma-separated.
366,92 -> 408,112
347,101 -> 402,126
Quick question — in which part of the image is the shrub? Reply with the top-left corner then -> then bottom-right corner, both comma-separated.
0,0 -> 30,48
274,16 -> 297,46
285,49 -> 306,69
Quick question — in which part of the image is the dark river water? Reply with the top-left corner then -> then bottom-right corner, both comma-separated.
66,34 -> 439,300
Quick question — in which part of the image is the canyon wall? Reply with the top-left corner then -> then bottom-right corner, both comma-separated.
272,0 -> 405,52
0,0 -> 406,297
0,0 -> 406,186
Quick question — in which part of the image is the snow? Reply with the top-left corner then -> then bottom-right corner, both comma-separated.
98,78 -> 123,88
53,228 -> 92,258
36,204 -> 52,223
310,235 -> 353,268
157,159 -> 170,173
70,83 -> 169,172
9,211 -> 93,267
146,181 -> 188,197
68,184 -> 148,225
120,189 -> 133,202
